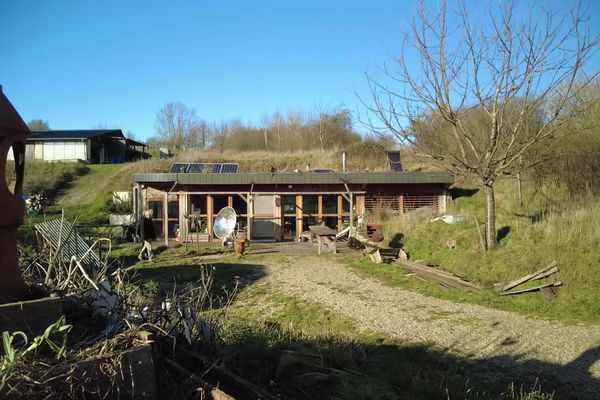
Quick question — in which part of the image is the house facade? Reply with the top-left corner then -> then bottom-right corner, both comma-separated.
132,170 -> 453,245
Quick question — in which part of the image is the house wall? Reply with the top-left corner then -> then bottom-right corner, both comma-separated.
10,141 -> 87,162
138,182 -> 450,244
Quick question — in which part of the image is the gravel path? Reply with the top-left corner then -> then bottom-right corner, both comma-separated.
259,256 -> 600,399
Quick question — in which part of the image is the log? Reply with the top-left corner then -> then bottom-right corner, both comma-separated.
501,261 -> 558,292
500,281 -> 562,296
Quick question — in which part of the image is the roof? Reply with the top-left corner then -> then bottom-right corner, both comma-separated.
0,85 -> 30,135
29,129 -> 124,140
132,171 -> 454,186
125,137 -> 147,147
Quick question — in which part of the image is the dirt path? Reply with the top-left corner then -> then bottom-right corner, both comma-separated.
259,256 -> 600,398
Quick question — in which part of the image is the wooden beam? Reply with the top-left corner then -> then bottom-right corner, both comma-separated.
337,195 -> 343,230
500,281 -> 562,296
296,195 -> 303,239
237,193 -> 248,203
207,195 -> 214,241
501,261 -> 558,292
163,191 -> 168,247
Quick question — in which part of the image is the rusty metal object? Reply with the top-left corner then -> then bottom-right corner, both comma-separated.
0,85 -> 30,303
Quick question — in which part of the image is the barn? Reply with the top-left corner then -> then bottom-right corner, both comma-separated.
16,129 -> 147,164
132,163 -> 453,245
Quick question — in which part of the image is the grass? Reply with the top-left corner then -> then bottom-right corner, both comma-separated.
111,244 -> 555,399
6,161 -> 89,197
365,178 -> 600,325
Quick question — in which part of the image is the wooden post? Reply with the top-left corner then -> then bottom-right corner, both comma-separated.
179,193 -> 188,244
274,195 -> 282,241
317,195 -> 323,224
247,193 -> 252,240
163,192 -> 168,247
337,195 -> 343,230
207,195 -> 214,242
296,195 -> 303,240
399,194 -> 404,214
349,192 -> 354,236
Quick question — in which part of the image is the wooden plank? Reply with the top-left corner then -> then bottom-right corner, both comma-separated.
501,261 -> 558,292
500,281 -> 562,296
0,296 -> 62,338
396,260 -> 480,292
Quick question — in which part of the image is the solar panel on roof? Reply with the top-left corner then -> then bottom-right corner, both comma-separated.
170,163 -> 189,173
187,163 -> 203,173
211,164 -> 222,173
221,163 -> 238,173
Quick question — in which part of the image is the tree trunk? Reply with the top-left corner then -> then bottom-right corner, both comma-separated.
484,182 -> 497,250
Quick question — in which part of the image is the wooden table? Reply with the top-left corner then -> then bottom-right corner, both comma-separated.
308,225 -> 337,255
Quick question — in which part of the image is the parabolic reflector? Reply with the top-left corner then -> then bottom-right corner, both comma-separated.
213,206 -> 237,239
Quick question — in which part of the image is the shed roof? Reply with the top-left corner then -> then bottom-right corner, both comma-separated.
29,129 -> 124,140
133,171 -> 454,186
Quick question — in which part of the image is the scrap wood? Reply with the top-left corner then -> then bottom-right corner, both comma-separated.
163,358 -> 235,400
499,281 -> 562,296
396,260 -> 481,292
501,261 -> 559,292
169,344 -> 280,400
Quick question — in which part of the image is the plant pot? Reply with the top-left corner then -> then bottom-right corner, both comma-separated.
234,241 -> 245,256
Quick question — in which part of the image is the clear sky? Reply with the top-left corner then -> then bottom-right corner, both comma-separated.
1,1 -> 599,141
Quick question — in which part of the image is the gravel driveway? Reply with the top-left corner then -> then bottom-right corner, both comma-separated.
258,255 -> 600,399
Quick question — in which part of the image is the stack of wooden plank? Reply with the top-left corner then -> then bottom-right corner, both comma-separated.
395,259 -> 481,292
499,261 -> 561,296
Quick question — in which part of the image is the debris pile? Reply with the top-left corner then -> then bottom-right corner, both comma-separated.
498,261 -> 561,297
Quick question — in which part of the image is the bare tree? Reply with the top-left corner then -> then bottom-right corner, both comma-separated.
154,102 -> 199,151
365,0 -> 598,250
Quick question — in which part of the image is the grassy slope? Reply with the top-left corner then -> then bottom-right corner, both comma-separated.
359,178 -> 600,325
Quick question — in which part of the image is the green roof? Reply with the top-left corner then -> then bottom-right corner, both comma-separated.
132,171 -> 453,186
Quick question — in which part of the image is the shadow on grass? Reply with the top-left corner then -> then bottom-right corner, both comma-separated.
133,262 -> 267,294
212,324 -> 600,400
451,187 -> 479,200
497,225 -> 511,243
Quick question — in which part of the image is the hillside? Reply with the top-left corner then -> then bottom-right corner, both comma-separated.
20,149 -> 600,325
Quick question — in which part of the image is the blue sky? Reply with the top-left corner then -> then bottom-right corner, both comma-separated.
1,1 -> 599,141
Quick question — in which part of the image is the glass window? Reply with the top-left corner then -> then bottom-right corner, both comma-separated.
302,216 -> 319,232
324,216 -> 338,230
322,195 -> 337,214
303,195 -> 318,215
213,195 -> 228,213
148,200 -> 163,219
153,221 -> 164,238
190,195 -> 207,214
283,196 -> 296,214
342,197 -> 350,213
167,198 -> 178,219
233,195 -> 248,215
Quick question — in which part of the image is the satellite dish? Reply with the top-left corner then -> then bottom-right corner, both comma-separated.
213,207 -> 237,239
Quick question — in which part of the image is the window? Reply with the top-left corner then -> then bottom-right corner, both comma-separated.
303,195 -> 318,215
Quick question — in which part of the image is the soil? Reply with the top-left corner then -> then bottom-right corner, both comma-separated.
257,255 -> 600,399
